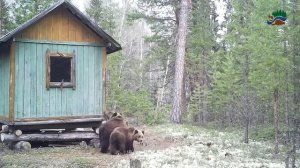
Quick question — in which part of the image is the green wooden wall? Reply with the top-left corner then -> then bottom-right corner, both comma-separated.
14,40 -> 103,119
0,46 -> 10,118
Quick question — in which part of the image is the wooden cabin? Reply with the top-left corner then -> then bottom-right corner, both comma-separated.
0,1 -> 121,145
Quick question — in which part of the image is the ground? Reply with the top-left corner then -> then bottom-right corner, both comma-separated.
0,124 -> 298,168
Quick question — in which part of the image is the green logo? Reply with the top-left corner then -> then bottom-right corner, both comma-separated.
267,10 -> 287,25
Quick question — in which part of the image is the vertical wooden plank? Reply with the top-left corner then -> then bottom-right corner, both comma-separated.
30,43 -> 37,118
76,45 -> 84,116
0,48 -> 5,116
32,21 -> 39,40
23,43 -> 31,118
66,45 -> 76,116
49,45 -> 58,117
68,12 -> 76,42
60,10 -> 69,41
4,48 -> 10,118
52,11 -> 60,41
83,46 -> 89,115
46,14 -> 53,40
36,43 -> 44,118
9,41 -> 16,121
5,49 -> 10,117
16,42 -> 25,119
55,44 -> 64,116
43,43 -> 51,117
39,17 -> 47,40
0,49 -> 4,116
14,43 -> 19,118
88,46 -> 95,115
75,19 -> 84,42
101,48 -> 106,114
94,47 -> 101,115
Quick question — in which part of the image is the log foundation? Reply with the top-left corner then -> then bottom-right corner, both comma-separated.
1,131 -> 98,143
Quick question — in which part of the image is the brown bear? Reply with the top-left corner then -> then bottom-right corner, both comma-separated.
109,127 -> 144,155
99,112 -> 127,153
103,110 -> 116,121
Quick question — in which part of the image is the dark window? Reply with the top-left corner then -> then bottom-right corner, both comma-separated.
46,50 -> 76,89
50,57 -> 71,82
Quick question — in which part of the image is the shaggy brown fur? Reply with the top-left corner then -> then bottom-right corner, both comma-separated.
109,127 -> 144,155
99,112 -> 127,153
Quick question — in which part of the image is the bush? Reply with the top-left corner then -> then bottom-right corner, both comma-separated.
250,124 -> 275,141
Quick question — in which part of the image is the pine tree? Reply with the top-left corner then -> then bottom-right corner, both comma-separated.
186,0 -> 218,124
171,0 -> 190,123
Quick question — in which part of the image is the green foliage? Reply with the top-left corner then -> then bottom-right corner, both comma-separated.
250,125 -> 275,141
0,0 -> 11,35
11,0 -> 58,30
86,0 -> 117,35
250,124 -> 292,141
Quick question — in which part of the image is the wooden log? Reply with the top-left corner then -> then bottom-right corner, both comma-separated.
95,128 -> 100,135
1,125 -> 9,133
14,130 -> 22,137
130,159 -> 141,168
1,131 -> 98,142
9,118 -> 103,131
14,141 -> 31,151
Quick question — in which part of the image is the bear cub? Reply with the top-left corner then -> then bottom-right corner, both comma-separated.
99,112 -> 127,153
109,127 -> 144,155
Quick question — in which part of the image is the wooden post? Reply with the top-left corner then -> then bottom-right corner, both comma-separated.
9,41 -> 16,121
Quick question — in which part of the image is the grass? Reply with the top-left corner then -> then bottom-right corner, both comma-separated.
0,124 -> 298,168
0,145 -> 102,168
113,124 -> 291,168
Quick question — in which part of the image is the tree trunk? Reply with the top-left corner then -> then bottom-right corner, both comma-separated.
243,53 -> 250,144
156,55 -> 170,111
139,22 -> 144,88
171,0 -> 190,123
273,88 -> 279,154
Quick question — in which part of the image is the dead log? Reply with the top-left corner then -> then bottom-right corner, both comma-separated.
1,131 -> 98,143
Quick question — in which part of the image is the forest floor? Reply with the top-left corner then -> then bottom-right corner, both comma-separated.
0,124 -> 298,168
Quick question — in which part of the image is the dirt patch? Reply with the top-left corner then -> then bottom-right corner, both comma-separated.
0,125 -> 180,168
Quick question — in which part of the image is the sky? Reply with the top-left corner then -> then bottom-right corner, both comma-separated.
71,0 -> 89,12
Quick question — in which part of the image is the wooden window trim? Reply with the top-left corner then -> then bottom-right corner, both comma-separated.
46,49 -> 76,89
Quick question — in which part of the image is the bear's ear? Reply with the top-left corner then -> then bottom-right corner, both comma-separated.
134,130 -> 138,135
142,130 -> 144,135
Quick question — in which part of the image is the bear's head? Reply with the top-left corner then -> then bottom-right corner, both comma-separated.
111,112 -> 122,119
104,111 -> 123,120
133,129 -> 144,142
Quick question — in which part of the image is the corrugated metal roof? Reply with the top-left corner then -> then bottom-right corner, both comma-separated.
0,0 -> 121,54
